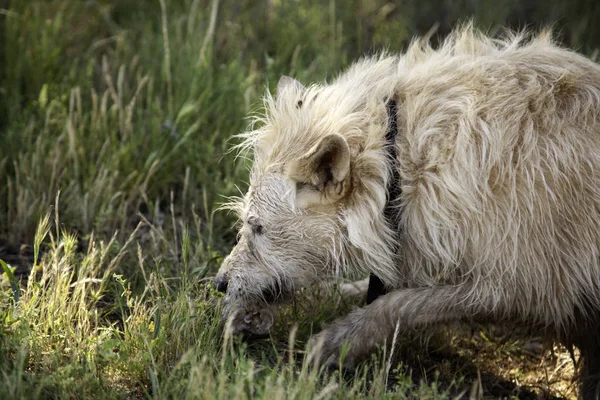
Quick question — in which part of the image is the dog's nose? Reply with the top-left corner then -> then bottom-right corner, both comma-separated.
214,274 -> 229,293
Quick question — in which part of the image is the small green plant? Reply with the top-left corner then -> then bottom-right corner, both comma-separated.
0,259 -> 19,303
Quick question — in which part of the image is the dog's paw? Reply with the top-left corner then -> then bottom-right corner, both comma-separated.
308,329 -> 343,369
307,312 -> 368,369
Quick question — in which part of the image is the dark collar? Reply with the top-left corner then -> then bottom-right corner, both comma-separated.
383,99 -> 402,227
366,99 -> 400,304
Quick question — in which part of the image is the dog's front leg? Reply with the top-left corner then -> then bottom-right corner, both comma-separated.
309,285 -> 478,368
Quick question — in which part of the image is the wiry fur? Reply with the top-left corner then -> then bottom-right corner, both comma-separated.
216,26 -> 600,398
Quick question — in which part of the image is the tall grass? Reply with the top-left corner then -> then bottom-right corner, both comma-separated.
1,0 -> 597,398
1,204 -> 466,399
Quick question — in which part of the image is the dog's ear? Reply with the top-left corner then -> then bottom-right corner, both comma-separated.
288,133 -> 351,206
277,76 -> 304,98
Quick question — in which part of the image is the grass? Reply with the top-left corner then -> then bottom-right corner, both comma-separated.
0,0 -> 598,398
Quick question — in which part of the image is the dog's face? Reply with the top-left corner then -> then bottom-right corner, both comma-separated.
217,172 -> 345,332
216,77 -> 358,334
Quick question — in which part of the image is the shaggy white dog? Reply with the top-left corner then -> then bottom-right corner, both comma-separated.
216,26 -> 600,398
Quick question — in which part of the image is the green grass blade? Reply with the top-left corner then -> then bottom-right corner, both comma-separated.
0,259 -> 20,303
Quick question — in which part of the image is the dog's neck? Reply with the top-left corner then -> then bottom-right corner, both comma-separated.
366,98 -> 400,304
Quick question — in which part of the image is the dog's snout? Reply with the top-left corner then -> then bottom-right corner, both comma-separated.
214,274 -> 229,293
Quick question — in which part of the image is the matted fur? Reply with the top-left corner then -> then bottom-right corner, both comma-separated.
217,26 -> 600,398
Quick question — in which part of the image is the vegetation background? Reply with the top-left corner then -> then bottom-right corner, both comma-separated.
1,0 -> 599,398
